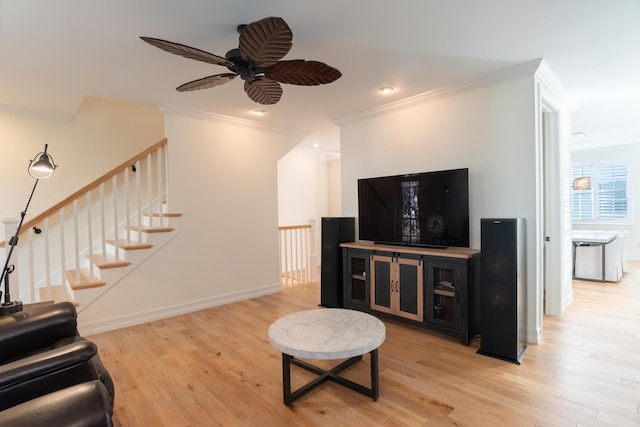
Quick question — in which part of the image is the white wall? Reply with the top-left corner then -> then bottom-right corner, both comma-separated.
77,108 -> 303,325
277,124 -> 342,228
327,157 -> 342,216
277,147 -> 329,226
277,146 -> 342,259
339,75 -> 543,341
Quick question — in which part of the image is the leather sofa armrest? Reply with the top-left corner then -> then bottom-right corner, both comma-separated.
0,302 -> 79,364
0,338 -> 97,390
0,380 -> 113,427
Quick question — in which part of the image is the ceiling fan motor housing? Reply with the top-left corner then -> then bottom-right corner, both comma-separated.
225,48 -> 263,81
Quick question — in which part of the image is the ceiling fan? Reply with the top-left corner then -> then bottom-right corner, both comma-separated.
140,16 -> 342,105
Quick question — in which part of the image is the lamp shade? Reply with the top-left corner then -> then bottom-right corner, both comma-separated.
573,176 -> 591,190
28,144 -> 57,179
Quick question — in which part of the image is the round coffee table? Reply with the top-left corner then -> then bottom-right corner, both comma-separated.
268,308 -> 386,406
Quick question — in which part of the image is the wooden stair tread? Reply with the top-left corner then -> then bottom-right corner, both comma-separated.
143,212 -> 183,217
129,226 -> 174,233
66,269 -> 106,290
87,254 -> 131,269
107,239 -> 153,250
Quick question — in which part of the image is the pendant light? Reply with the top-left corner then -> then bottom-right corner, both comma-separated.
573,133 -> 590,190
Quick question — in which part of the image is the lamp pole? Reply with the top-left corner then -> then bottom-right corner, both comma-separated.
0,144 -> 57,316
0,180 -> 41,315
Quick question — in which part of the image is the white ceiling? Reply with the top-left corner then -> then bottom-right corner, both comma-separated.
1,0 -> 639,151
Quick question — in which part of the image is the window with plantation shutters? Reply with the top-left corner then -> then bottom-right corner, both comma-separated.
597,163 -> 627,220
571,162 -> 628,222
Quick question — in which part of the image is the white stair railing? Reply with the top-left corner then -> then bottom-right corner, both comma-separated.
0,139 -> 170,305
278,220 -> 317,287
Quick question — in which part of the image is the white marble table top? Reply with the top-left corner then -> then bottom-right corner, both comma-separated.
268,309 -> 386,360
572,231 -> 619,244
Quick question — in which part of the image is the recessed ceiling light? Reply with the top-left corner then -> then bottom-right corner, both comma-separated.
252,109 -> 266,116
379,86 -> 394,94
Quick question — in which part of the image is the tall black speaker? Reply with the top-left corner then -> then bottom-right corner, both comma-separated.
320,217 -> 355,307
477,218 -> 526,364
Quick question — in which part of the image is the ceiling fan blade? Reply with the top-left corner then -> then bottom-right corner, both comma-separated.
140,36 -> 233,67
244,78 -> 282,105
239,17 -> 292,67
176,74 -> 237,92
264,60 -> 342,85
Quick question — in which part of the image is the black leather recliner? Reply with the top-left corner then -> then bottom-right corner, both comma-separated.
0,302 -> 115,424
0,380 -> 113,427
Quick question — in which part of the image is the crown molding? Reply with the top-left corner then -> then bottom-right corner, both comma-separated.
0,103 -> 76,122
158,103 -> 307,139
535,59 -> 568,110
571,134 -> 640,149
336,59 -> 544,126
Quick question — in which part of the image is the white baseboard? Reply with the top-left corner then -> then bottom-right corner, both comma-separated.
79,282 -> 282,336
561,292 -> 574,315
525,326 -> 543,345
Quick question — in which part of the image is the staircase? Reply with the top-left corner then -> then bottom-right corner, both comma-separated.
1,139 -> 180,313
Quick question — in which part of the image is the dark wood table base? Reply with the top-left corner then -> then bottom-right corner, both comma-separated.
281,349 -> 379,406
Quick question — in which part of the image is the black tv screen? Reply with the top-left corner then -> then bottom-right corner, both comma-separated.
358,168 -> 469,248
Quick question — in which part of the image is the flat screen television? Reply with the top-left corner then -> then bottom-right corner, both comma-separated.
358,168 -> 469,248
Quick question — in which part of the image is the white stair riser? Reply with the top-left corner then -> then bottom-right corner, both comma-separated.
91,229 -> 178,281
71,222 -> 180,313
128,229 -> 175,242
142,216 -> 178,228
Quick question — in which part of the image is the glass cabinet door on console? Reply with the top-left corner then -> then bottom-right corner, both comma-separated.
424,259 -> 468,330
371,253 -> 423,321
343,249 -> 370,309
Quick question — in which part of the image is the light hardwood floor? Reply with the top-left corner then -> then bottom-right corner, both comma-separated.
90,263 -> 640,426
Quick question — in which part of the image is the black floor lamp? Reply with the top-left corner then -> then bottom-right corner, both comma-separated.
0,144 -> 57,316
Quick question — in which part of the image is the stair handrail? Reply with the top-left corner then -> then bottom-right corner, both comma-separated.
0,138 -> 167,246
